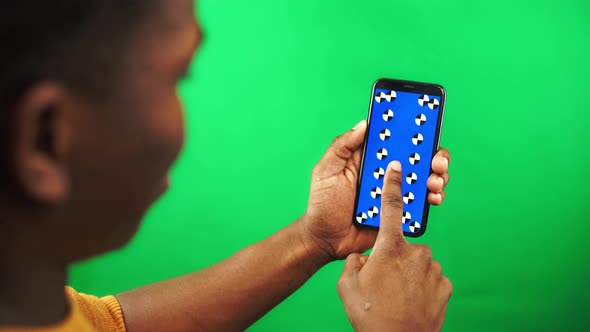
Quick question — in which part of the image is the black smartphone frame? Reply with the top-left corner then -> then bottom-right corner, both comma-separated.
353,78 -> 446,237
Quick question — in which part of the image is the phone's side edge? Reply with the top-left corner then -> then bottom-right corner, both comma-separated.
352,80 -> 381,230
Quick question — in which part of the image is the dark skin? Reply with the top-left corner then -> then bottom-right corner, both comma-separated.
0,0 -> 452,330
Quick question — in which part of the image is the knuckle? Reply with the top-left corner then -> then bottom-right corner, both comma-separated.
346,253 -> 361,264
336,277 -> 344,291
330,135 -> 352,160
311,163 -> 322,177
377,239 -> 405,256
331,135 -> 342,146
416,244 -> 433,260
443,277 -> 454,297
431,260 -> 443,276
382,195 -> 404,211
442,276 -> 453,296
390,239 -> 407,255
330,135 -> 343,152
387,172 -> 403,186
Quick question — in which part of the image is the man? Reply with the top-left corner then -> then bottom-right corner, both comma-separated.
0,1 -> 452,331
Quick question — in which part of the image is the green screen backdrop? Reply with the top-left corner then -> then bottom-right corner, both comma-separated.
70,0 -> 590,331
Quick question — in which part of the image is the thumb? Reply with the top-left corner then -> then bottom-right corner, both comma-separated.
338,254 -> 367,299
372,161 -> 407,258
340,253 -> 369,281
315,120 -> 367,177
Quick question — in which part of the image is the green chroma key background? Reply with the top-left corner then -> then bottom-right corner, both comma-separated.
70,0 -> 590,330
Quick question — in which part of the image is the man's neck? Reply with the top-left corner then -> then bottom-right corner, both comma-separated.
0,250 -> 69,327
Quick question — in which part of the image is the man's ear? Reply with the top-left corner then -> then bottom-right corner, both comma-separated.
11,82 -> 72,205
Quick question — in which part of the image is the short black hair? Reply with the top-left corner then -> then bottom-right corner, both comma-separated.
0,1 -> 158,185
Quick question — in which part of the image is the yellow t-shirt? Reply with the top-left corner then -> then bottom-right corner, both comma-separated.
0,287 -> 126,332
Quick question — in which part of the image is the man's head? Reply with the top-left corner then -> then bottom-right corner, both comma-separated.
0,0 -> 201,263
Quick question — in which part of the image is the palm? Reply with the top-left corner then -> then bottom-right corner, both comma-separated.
304,139 -> 377,260
305,171 -> 377,259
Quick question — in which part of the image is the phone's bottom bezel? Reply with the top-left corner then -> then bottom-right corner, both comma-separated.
353,202 -> 432,238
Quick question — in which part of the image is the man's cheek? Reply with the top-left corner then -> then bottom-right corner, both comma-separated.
143,101 -> 185,173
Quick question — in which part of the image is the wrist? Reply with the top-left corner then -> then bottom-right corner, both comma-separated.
294,216 -> 335,268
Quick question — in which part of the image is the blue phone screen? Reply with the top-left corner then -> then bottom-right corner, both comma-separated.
355,88 -> 442,235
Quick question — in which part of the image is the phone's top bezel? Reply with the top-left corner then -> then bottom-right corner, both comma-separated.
374,78 -> 446,99
353,78 -> 446,238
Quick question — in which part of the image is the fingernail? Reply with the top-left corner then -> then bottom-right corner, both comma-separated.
352,120 -> 365,130
390,161 -> 401,172
441,157 -> 449,169
438,177 -> 444,188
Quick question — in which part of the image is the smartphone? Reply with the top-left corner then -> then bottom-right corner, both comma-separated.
353,78 -> 446,237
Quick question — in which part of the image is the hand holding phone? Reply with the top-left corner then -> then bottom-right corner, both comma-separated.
353,79 -> 446,236
339,161 -> 452,332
